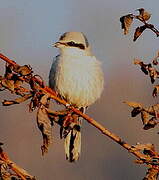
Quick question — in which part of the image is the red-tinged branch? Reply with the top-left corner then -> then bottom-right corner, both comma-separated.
0,53 -> 151,162
0,147 -> 35,179
0,53 -> 17,66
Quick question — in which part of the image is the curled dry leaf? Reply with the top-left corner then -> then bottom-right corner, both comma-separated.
124,101 -> 143,108
133,25 -> 147,41
120,14 -> 134,35
136,8 -> 151,22
2,94 -> 32,106
132,143 -> 154,152
148,66 -> 159,84
1,79 -> 15,92
143,168 -> 159,180
37,94 -> 53,155
153,85 -> 159,97
125,102 -> 159,130
145,104 -> 159,116
152,52 -> 159,65
143,117 -> 158,130
134,59 -> 149,75
141,111 -> 150,125
14,65 -> 33,76
134,58 -> 159,83
131,107 -> 143,117
0,161 -> 11,180
0,146 -> 36,180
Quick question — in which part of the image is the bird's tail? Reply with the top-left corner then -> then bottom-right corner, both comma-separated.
64,108 -> 85,162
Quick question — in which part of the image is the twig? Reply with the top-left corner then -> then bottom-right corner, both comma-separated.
136,16 -> 159,37
0,53 -> 152,162
0,146 -> 35,179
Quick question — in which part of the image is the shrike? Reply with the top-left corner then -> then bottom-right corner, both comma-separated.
49,32 -> 104,162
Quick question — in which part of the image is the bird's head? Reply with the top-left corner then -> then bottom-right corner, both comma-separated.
53,32 -> 92,56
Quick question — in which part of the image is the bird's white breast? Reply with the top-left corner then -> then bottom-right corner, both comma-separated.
49,54 -> 104,107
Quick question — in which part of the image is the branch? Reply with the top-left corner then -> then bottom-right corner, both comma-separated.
1,53 -> 159,179
0,145 -> 35,179
0,53 -> 150,160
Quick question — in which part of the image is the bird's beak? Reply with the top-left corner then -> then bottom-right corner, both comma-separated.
52,42 -> 60,48
52,41 -> 66,48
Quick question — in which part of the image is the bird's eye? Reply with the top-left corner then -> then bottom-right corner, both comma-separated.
67,41 -> 76,46
77,43 -> 85,50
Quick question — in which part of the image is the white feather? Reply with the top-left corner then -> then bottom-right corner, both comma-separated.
49,51 -> 104,108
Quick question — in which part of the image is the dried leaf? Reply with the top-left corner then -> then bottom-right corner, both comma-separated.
153,85 -> 159,97
2,94 -> 32,106
136,8 -> 151,22
146,104 -> 159,116
133,25 -> 147,41
131,107 -> 142,117
0,162 -> 10,180
134,159 -> 144,164
143,168 -> 159,180
134,59 -> 149,75
152,52 -> 159,65
14,65 -> 32,76
37,94 -> 52,155
148,65 -> 159,84
1,79 -> 14,92
124,101 -> 143,108
132,143 -> 154,152
134,59 -> 142,65
143,117 -> 158,130
14,80 -> 23,89
141,111 -> 149,125
120,14 -> 134,35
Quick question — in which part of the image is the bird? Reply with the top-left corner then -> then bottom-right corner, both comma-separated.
49,31 -> 104,162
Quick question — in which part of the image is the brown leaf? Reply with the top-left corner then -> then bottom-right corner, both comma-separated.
141,111 -> 149,125
14,65 -> 32,76
1,79 -> 14,92
131,107 -> 142,117
14,79 -> 23,89
152,52 -> 159,65
124,101 -> 143,108
124,101 -> 143,117
134,59 -> 142,65
133,25 -> 147,41
153,85 -> 159,97
146,104 -> 159,116
37,94 -> 52,155
143,117 -> 158,130
143,168 -> 159,180
2,94 -> 32,106
134,59 -> 149,75
0,162 -> 11,180
148,65 -> 159,84
132,143 -> 154,152
120,14 -> 134,35
136,8 -> 151,22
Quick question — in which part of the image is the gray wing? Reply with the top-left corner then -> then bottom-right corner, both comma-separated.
49,55 -> 59,90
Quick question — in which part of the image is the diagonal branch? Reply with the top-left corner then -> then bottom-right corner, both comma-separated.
0,146 -> 35,179
0,53 -> 152,162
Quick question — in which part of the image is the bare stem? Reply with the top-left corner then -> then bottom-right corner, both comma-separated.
0,53 -> 149,162
0,147 -> 35,179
